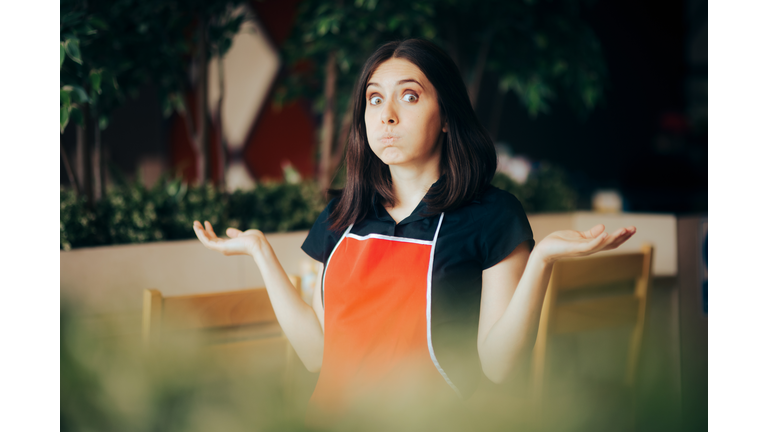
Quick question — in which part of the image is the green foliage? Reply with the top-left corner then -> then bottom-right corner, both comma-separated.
492,164 -> 579,214
60,0 -> 251,136
60,302 -> 308,432
276,0 -> 607,121
60,178 -> 326,251
276,0 -> 439,118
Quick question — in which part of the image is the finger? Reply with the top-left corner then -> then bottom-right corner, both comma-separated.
204,221 -> 218,238
583,224 -> 605,239
602,227 -> 637,250
226,227 -> 242,238
579,231 -> 608,252
193,223 -> 214,245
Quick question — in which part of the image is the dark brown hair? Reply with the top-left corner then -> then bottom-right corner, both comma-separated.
328,39 -> 497,231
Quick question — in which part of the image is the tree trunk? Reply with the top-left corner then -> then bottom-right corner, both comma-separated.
92,105 -> 103,200
318,51 -> 337,191
214,54 -> 227,188
330,95 -> 354,185
488,84 -> 508,142
467,30 -> 493,109
76,103 -> 94,208
61,140 -> 79,196
194,15 -> 209,185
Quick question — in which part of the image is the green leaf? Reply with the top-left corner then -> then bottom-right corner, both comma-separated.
90,70 -> 102,94
64,38 -> 82,65
70,85 -> 89,104
60,106 -> 70,134
60,43 -> 65,68
88,17 -> 108,30
60,89 -> 71,107
317,19 -> 329,36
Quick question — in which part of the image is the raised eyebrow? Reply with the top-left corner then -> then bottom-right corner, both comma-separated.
396,79 -> 424,90
365,79 -> 424,90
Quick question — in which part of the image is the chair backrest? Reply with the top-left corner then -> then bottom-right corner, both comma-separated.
142,275 -> 301,345
141,276 -> 304,411
531,244 -> 654,401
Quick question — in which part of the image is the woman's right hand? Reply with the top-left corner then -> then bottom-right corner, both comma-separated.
193,220 -> 268,257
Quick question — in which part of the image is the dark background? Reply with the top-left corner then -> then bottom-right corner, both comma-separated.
61,0 -> 707,215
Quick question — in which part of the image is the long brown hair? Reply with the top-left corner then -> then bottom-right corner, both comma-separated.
328,39 -> 497,231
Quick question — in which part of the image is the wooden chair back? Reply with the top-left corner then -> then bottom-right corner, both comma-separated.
141,276 -> 302,400
531,244 -> 654,403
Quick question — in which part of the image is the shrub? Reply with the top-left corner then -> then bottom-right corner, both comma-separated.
60,177 -> 326,251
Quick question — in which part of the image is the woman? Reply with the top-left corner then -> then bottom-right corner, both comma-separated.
193,39 -> 636,420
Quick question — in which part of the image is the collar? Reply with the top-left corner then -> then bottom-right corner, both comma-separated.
371,175 -> 445,225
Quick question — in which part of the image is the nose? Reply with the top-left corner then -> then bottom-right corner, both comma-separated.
380,98 -> 398,125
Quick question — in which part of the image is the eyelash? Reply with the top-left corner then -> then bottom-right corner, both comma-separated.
369,92 -> 418,105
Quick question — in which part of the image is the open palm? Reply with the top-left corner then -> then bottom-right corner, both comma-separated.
535,224 -> 636,263
193,220 -> 266,257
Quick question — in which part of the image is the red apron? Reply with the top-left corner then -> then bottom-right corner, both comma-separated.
307,213 -> 458,422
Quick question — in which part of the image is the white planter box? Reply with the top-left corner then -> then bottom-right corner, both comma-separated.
60,212 -> 676,319
60,231 -> 311,316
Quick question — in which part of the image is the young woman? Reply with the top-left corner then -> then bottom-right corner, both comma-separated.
193,39 -> 636,420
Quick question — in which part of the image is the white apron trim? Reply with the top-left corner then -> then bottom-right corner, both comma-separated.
425,213 -> 461,396
321,224 -> 354,308
346,232 -> 434,246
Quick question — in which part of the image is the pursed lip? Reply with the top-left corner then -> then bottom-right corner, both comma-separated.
379,133 -> 400,145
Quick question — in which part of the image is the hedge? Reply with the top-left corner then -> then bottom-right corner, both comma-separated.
60,177 -> 326,251
61,168 -> 577,250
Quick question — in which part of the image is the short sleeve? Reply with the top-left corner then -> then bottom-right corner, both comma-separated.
478,188 -> 535,270
301,198 -> 343,264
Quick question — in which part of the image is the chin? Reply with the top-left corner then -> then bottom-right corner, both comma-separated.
375,149 -> 405,166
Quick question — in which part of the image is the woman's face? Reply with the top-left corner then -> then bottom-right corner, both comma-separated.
364,58 -> 446,169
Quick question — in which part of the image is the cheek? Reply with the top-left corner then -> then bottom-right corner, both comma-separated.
364,110 -> 376,141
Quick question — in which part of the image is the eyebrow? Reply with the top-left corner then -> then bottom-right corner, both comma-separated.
366,79 -> 425,90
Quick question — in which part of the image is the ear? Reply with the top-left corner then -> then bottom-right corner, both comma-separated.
442,122 -> 448,133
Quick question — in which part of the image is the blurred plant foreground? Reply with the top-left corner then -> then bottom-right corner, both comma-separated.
63,299 -> 660,432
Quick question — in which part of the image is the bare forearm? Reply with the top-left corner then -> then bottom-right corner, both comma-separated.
253,243 -> 324,372
479,250 -> 553,383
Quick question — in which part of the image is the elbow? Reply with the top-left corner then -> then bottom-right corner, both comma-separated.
481,362 -> 509,385
298,348 -> 323,373
479,348 -> 511,384
479,343 -> 535,384
301,357 -> 322,373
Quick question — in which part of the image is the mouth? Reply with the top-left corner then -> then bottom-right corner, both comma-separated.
379,134 -> 400,145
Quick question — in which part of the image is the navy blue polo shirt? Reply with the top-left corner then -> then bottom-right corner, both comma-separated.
302,180 -> 534,397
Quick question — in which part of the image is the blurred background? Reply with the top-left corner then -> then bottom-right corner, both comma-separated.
60,0 -> 706,217
60,0 -> 707,431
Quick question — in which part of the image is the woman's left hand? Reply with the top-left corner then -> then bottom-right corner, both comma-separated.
533,224 -> 637,264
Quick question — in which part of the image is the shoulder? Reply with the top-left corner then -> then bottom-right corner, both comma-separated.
452,186 -> 533,270
301,197 -> 344,263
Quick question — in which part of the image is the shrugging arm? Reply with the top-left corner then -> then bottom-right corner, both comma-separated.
477,224 -> 636,383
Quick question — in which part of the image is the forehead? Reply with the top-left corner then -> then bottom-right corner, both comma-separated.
367,58 -> 431,88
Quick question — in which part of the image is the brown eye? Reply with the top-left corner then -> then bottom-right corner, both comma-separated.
402,93 -> 417,102
370,96 -> 383,105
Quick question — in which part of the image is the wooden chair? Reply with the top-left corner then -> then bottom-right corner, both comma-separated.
531,244 -> 654,424
141,276 -> 302,404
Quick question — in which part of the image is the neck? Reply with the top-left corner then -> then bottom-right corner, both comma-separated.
387,158 -> 441,209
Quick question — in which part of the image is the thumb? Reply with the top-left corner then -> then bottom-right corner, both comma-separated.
226,227 -> 242,238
